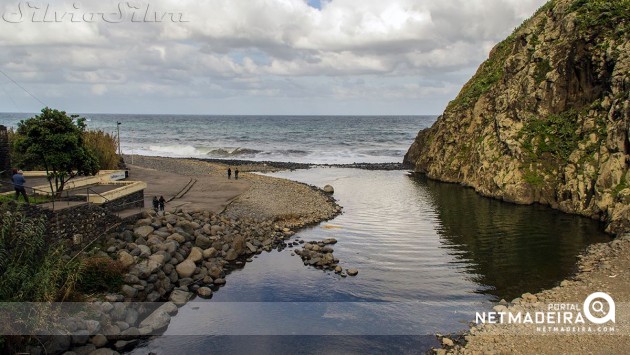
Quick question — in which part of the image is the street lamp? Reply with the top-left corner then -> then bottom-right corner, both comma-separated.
117,121 -> 122,157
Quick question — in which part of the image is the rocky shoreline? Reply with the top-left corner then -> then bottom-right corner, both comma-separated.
131,155 -> 406,172
38,206 -> 347,355
25,155 -> 349,355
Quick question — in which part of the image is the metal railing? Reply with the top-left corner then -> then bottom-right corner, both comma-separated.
0,179 -> 59,209
2,178 -> 146,218
85,186 -> 145,218
86,186 -> 111,204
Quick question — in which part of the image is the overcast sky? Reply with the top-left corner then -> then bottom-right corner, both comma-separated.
0,0 -> 547,115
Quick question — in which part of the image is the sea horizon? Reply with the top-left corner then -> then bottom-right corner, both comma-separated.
1,113 -> 437,165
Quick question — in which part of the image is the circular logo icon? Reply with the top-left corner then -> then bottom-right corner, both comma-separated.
583,292 -> 615,324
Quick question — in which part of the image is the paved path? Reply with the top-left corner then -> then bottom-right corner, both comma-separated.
126,164 -> 250,213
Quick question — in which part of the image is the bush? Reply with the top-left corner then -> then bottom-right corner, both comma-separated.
83,130 -> 119,170
76,256 -> 124,293
0,210 -> 82,302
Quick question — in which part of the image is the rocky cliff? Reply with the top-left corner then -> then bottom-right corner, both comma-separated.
404,0 -> 629,234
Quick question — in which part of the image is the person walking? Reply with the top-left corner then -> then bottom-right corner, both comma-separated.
152,196 -> 159,213
235,168 -> 239,180
159,195 -> 166,213
227,167 -> 232,179
12,169 -> 29,204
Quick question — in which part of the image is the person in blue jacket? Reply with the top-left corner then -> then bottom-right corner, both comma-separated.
12,169 -> 29,204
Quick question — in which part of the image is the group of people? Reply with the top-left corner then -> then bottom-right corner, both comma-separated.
152,195 -> 166,214
227,167 -> 239,180
10,168 -> 29,204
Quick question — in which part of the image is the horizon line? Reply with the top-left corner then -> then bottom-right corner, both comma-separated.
0,112 -> 440,117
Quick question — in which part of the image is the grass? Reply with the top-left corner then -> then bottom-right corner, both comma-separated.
0,194 -> 51,204
612,179 -> 628,198
569,0 -> 630,39
76,256 -> 125,293
534,59 -> 552,83
83,130 -> 120,170
519,110 -> 580,162
0,210 -> 83,302
523,167 -> 545,187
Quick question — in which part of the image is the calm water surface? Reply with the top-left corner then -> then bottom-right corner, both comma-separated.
132,168 -> 609,354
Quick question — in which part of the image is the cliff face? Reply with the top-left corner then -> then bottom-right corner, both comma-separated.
404,0 -> 629,234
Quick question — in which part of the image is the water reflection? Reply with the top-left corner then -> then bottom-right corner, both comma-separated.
132,169 -> 610,354
410,174 -> 611,300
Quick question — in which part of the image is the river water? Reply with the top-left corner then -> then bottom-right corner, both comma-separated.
131,168 -> 610,354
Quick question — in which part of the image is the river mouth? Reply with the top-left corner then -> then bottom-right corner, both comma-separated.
132,168 -> 610,353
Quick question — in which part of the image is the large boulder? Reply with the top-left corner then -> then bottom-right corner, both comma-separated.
187,247 -> 203,263
323,185 -> 334,194
202,247 -> 217,259
197,287 -> 213,298
225,249 -> 238,261
117,251 -> 135,269
139,302 -> 178,331
232,235 -> 246,255
169,289 -> 192,305
133,226 -> 154,238
175,259 -> 196,278
166,233 -> 186,244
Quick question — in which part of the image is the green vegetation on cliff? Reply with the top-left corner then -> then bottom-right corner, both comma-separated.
447,38 -> 514,110
570,0 -> 630,38
405,0 -> 629,234
519,110 -> 580,162
446,1 -> 558,111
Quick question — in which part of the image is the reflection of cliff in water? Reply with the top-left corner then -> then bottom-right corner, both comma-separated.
408,174 -> 611,301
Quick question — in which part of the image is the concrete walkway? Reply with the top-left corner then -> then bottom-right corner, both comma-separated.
126,164 -> 249,213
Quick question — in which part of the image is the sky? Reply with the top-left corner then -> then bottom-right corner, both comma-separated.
0,0 -> 547,115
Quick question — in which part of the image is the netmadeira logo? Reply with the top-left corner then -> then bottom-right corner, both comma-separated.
476,292 -> 616,333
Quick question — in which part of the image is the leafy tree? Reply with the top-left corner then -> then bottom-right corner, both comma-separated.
13,108 -> 99,195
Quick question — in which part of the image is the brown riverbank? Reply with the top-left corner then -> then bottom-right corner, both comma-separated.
441,233 -> 630,354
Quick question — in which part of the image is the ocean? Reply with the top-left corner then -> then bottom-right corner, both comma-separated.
0,113 -> 435,164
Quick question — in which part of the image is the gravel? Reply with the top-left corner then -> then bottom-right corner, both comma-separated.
446,234 -> 630,354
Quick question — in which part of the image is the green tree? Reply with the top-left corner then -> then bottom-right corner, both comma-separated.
13,108 -> 99,195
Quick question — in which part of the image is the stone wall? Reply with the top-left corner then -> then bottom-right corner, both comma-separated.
48,204 -> 123,250
0,202 -> 125,252
102,189 -> 144,212
0,125 -> 10,177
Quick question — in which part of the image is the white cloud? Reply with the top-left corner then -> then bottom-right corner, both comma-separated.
0,0 -> 548,114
